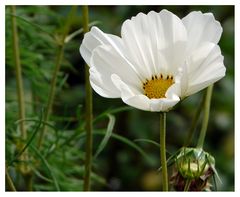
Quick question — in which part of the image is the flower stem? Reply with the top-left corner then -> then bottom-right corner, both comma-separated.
197,85 -> 214,149
82,5 -> 93,191
184,93 -> 205,146
160,112 -> 168,191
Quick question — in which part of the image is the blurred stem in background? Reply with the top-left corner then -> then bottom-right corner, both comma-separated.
37,6 -> 77,148
37,42 -> 64,148
82,5 -> 93,191
184,93 -> 205,147
11,5 -> 26,143
197,85 -> 214,148
11,5 -> 32,190
160,112 -> 168,191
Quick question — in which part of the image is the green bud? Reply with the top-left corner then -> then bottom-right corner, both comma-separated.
176,147 -> 215,179
171,147 -> 217,191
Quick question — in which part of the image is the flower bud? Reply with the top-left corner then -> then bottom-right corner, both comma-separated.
171,147 -> 216,191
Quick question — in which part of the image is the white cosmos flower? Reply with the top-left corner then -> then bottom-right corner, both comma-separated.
80,10 -> 226,112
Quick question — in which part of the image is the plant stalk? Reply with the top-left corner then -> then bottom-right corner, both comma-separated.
11,5 -> 32,190
82,5 -> 93,191
184,93 -> 205,146
197,85 -> 214,148
37,6 -> 77,148
160,112 -> 168,191
11,5 -> 27,143
37,44 -> 64,148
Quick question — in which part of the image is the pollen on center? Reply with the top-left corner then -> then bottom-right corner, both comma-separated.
143,74 -> 174,99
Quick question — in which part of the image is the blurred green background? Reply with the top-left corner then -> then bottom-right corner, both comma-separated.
5,5 -> 234,191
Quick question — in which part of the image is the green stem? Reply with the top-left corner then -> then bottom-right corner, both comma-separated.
160,112 -> 168,191
37,44 -> 64,148
37,6 -> 77,148
82,5 -> 93,191
184,93 -> 205,146
197,85 -> 214,148
184,179 -> 191,191
5,167 -> 17,191
11,5 -> 32,190
11,5 -> 26,140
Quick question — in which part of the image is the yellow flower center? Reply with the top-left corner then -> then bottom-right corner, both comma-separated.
143,74 -> 174,99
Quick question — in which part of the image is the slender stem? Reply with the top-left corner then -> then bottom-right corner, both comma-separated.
82,5 -> 93,191
11,5 -> 26,140
184,93 -> 205,146
37,44 -> 64,148
37,6 -> 77,148
197,85 -> 214,148
160,112 -> 168,191
6,167 -> 16,191
11,6 -> 32,189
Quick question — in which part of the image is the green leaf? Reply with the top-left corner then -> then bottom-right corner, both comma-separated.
94,106 -> 133,123
81,130 -> 153,164
94,114 -> 115,159
134,138 -> 160,148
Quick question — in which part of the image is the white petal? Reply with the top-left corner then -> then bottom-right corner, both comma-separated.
89,67 -> 120,98
80,26 -> 123,65
182,11 -> 223,52
186,68 -> 225,96
111,74 -> 180,112
186,43 -> 226,96
89,45 -> 142,98
149,97 -> 180,112
124,95 -> 152,111
111,74 -> 150,110
121,10 -> 187,79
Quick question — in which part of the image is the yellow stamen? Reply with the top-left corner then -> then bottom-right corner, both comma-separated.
143,74 -> 174,99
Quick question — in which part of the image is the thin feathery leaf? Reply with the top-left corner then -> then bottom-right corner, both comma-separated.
6,13 -> 55,39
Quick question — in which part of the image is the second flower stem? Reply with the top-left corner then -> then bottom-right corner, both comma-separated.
160,112 -> 168,191
197,85 -> 214,149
